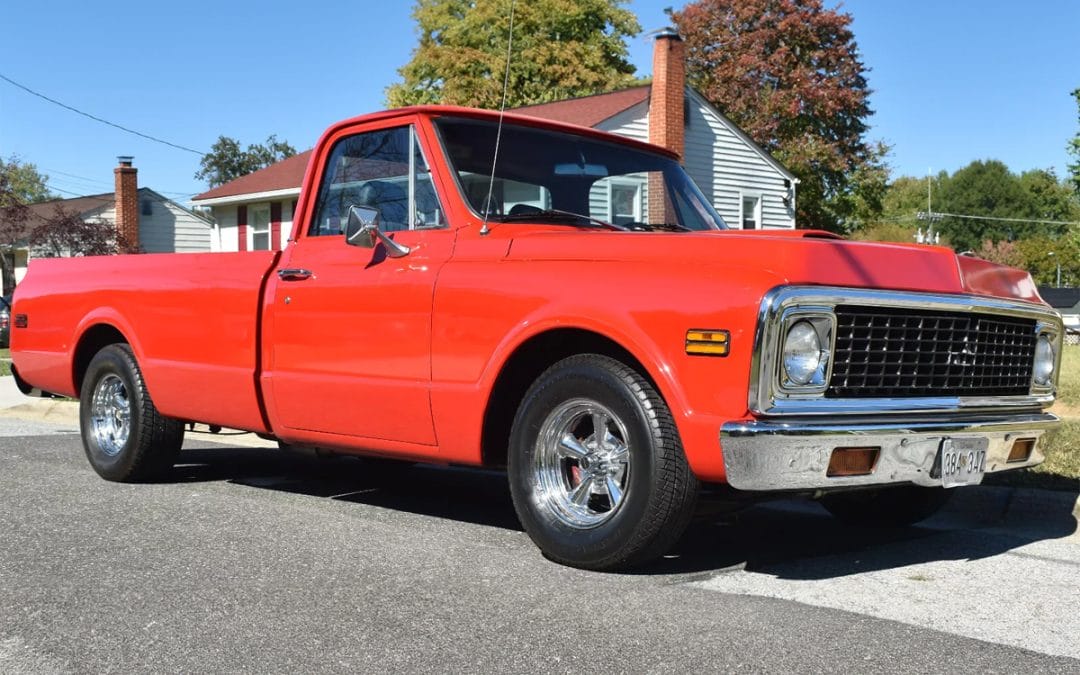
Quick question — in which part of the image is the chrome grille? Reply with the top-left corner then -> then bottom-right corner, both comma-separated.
829,306 -> 1037,398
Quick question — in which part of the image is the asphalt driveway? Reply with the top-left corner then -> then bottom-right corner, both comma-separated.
1,408 -> 1078,672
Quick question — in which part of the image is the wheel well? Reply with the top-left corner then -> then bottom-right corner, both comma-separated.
480,328 -> 657,469
73,324 -> 128,394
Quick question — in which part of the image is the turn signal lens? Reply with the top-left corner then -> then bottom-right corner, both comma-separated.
1007,438 -> 1035,463
827,446 -> 880,477
686,330 -> 730,356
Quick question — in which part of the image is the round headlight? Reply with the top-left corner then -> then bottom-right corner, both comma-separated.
783,320 -> 822,386
1033,335 -> 1055,387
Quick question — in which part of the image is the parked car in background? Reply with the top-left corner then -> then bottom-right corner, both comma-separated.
0,294 -> 11,348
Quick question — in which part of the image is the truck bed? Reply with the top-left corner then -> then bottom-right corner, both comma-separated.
12,251 -> 279,432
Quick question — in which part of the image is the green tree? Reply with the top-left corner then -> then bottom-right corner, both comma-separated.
827,140 -> 891,231
1018,169 -> 1078,222
880,174 -> 937,225
0,157 -> 55,293
0,156 -> 54,204
195,135 -> 297,188
848,221 -> 922,245
1015,235 -> 1080,287
386,0 -> 641,109
933,161 -> 1076,252
1068,88 -> 1080,195
670,0 -> 877,231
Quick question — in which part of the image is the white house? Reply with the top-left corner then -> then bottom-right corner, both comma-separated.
189,151 -> 308,252
192,31 -> 797,247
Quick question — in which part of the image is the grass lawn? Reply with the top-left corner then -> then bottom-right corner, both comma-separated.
986,344 -> 1080,491
0,348 -> 9,377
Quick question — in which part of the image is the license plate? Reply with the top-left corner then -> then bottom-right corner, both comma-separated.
938,437 -> 988,488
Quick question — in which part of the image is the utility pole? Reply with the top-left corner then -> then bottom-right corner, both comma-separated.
915,168 -> 941,245
927,167 -> 932,217
1048,251 -> 1062,288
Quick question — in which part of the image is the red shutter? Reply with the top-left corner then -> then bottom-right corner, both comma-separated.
270,202 -> 282,251
237,205 -> 248,252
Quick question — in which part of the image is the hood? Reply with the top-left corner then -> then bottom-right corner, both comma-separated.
503,228 -> 1042,304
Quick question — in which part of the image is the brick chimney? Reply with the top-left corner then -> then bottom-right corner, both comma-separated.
114,156 -> 139,251
648,28 -> 685,224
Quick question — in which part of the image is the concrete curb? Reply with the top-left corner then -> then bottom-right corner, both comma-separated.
0,394 -> 275,449
0,400 -> 79,425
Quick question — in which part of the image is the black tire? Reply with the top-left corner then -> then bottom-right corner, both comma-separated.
820,485 -> 952,527
508,354 -> 698,570
79,344 -> 184,482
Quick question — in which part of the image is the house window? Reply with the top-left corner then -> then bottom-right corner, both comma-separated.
741,194 -> 761,230
141,199 -> 153,216
250,205 -> 271,250
609,180 -> 642,225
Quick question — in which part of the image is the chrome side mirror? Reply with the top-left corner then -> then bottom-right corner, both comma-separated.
345,205 -> 410,258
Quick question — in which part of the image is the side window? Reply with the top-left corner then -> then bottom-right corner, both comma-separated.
310,125 -> 443,236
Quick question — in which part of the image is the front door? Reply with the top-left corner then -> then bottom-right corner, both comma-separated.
267,121 -> 452,445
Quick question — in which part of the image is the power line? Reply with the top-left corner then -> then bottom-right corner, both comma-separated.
0,72 -> 206,157
44,184 -> 197,206
45,168 -> 197,198
43,167 -> 114,187
44,184 -> 114,202
929,211 -> 1080,227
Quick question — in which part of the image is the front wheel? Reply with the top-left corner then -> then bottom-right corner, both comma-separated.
79,344 -> 184,482
508,354 -> 698,570
820,485 -> 952,527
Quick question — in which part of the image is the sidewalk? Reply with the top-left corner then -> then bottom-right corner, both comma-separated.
0,375 -> 275,448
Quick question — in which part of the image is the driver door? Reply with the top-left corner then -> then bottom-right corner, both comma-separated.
266,120 -> 452,445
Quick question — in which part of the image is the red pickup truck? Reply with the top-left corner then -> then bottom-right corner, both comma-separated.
9,106 -> 1062,570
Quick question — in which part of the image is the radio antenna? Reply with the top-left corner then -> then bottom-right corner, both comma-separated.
480,0 -> 516,237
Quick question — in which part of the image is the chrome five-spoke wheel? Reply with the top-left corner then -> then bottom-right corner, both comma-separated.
535,399 -> 631,528
508,354 -> 698,570
90,374 -> 131,457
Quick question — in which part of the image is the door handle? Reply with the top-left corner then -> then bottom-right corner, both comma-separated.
277,268 -> 313,281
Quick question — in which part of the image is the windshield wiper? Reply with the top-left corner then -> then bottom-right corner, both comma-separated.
497,208 -> 629,231
645,222 -> 694,232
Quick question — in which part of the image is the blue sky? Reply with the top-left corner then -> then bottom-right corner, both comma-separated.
1,1 -> 1077,204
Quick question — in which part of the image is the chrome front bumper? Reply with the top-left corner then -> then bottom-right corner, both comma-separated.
719,413 -> 1058,492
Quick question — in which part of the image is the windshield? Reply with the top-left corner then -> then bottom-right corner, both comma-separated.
434,117 -> 727,232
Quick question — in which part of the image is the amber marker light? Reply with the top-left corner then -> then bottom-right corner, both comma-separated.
686,330 -> 730,356
827,447 -> 880,477
1007,438 -> 1036,463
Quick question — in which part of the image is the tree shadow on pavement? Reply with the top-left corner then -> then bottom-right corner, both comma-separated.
170,443 -> 1078,578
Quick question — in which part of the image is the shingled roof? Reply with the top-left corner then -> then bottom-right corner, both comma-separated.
0,193 -> 112,236
192,150 -> 313,202
514,86 -> 650,127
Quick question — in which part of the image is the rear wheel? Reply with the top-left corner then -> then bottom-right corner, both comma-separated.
508,354 -> 698,570
79,344 -> 184,482
820,485 -> 952,527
